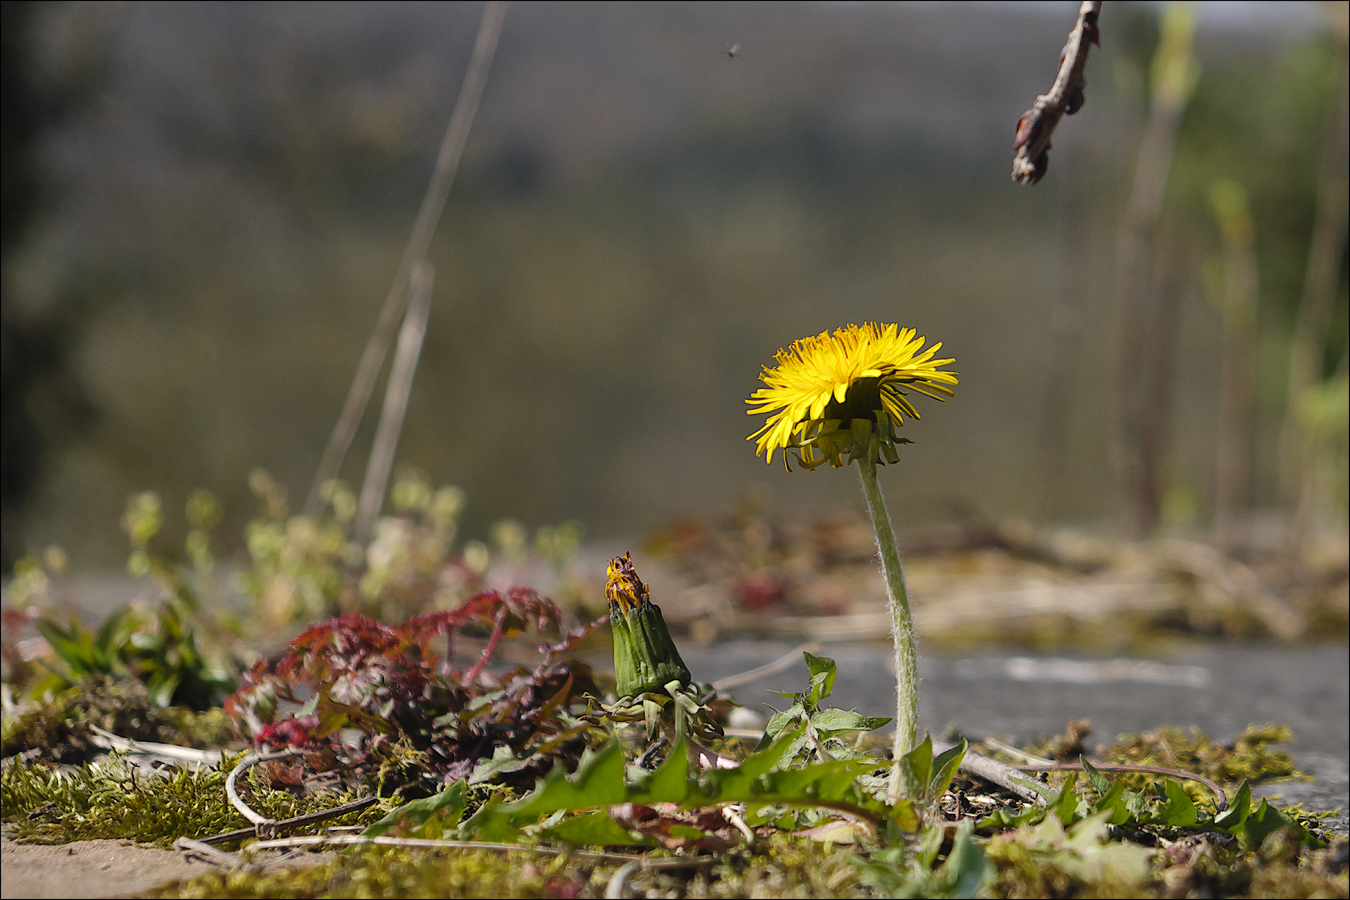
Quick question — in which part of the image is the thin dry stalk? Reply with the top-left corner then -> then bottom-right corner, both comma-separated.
305,1 -> 507,515
1012,1 -> 1102,185
1211,184 -> 1259,553
355,261 -> 436,542
710,642 -> 822,692
1112,2 -> 1197,539
1035,138 -> 1094,518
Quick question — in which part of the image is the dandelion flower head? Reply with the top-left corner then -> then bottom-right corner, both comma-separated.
747,323 -> 957,471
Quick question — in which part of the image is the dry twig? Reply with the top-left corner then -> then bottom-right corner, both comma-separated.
225,750 -> 297,827
354,260 -> 436,541
1010,761 -> 1228,810
711,642 -> 823,692
87,725 -> 225,767
935,740 -> 1054,805
174,836 -> 246,869
1012,1 -> 1102,185
217,748 -> 379,844
305,0 -> 507,514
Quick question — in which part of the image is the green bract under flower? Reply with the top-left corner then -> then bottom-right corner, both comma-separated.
606,553 -> 691,698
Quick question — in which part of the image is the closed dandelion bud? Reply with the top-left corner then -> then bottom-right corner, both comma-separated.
606,553 -> 691,698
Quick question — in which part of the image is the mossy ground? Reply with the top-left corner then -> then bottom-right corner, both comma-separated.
0,752 -> 396,848
3,745 -> 1345,898
1,677 -> 235,763
143,836 -> 864,899
1,664 -> 1344,898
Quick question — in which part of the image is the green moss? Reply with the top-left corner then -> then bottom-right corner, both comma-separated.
1101,723 -> 1301,786
151,835 -> 862,900
154,846 -> 598,899
0,753 -> 393,848
1,677 -> 236,761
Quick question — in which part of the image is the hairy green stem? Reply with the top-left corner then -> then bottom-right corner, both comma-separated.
857,457 -> 920,804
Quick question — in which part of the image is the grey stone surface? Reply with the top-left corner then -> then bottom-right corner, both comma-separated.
683,639 -> 1350,835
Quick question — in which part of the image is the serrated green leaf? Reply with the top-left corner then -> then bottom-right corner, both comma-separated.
630,737 -> 690,805
902,734 -> 934,790
758,704 -> 805,750
508,741 -> 630,818
459,725 -> 899,846
1079,756 -> 1113,796
808,708 -> 891,736
543,810 -> 652,846
1214,781 -> 1251,830
365,781 -> 467,838
1231,798 -> 1325,850
929,739 -> 966,800
741,722 -> 810,776
1095,780 -> 1130,825
803,652 -> 836,707
1052,773 -> 1082,825
1152,780 -> 1197,825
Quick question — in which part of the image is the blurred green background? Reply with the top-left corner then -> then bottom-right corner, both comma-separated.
2,1 -> 1346,571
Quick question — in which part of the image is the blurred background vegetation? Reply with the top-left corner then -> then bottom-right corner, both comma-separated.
2,0 -> 1346,574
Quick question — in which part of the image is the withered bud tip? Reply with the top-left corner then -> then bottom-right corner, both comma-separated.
605,552 -> 650,617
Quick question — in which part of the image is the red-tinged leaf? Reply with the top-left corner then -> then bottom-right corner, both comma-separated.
608,802 -> 735,852
266,761 -> 307,787
224,587 -> 597,789
304,746 -> 340,772
545,877 -> 583,900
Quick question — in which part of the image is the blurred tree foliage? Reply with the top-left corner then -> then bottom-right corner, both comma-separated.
1,2 -> 1344,570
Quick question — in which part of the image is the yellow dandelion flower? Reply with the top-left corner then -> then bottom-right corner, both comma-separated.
747,323 -> 958,470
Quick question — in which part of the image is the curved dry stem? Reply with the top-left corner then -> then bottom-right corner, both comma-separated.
225,750 -> 297,828
1013,761 -> 1229,811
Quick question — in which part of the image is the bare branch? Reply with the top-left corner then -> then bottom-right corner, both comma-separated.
1012,1 -> 1102,185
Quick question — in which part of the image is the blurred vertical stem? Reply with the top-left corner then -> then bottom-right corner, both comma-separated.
355,261 -> 436,543
857,456 -> 919,804
1209,182 -> 1258,553
1112,1 -> 1198,539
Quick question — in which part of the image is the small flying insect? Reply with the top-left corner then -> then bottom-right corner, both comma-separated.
727,43 -> 741,58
